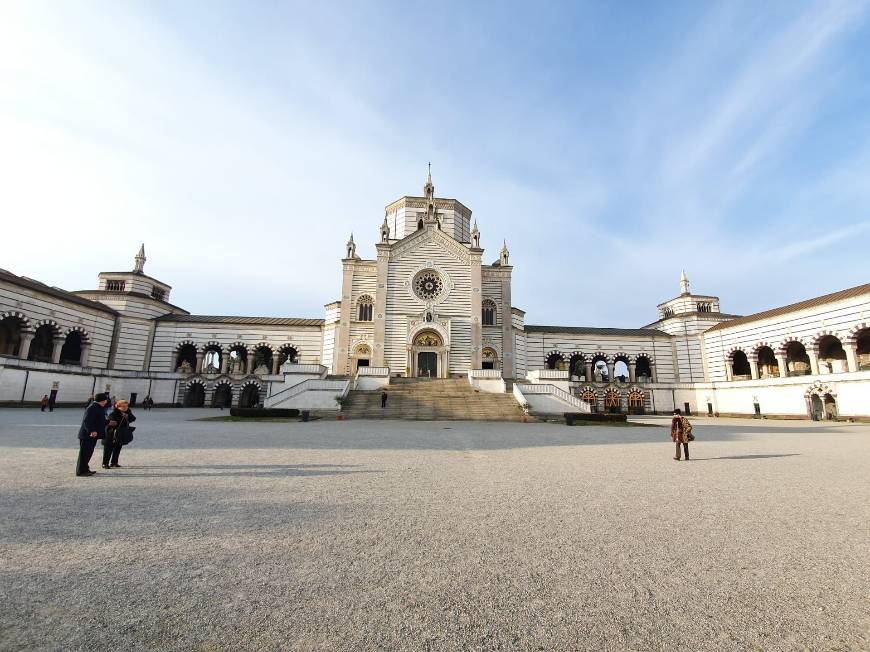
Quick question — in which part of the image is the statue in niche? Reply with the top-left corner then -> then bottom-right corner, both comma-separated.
230,356 -> 245,375
178,360 -> 193,374
593,367 -> 604,383
205,362 -> 219,374
254,364 -> 270,375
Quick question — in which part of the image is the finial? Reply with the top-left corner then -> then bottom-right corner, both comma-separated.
133,243 -> 146,273
424,163 -> 434,199
680,269 -> 690,294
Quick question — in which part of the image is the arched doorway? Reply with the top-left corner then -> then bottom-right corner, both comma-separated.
580,387 -> 598,412
0,315 -> 25,356
545,351 -> 565,370
784,341 -> 810,376
730,350 -> 751,379
410,330 -> 445,378
183,382 -> 205,407
28,324 -> 55,362
352,343 -> 372,374
856,328 -> 870,370
817,335 -> 846,374
481,347 -> 498,370
240,383 -> 260,408
212,383 -> 233,408
568,353 -> 585,379
604,387 -> 621,413
756,346 -> 779,378
251,345 -> 273,374
628,388 -> 645,415
174,343 -> 197,372
60,330 -> 84,365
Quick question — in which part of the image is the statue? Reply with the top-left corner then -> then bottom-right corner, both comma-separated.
230,357 -> 245,375
254,364 -> 270,376
178,360 -> 193,374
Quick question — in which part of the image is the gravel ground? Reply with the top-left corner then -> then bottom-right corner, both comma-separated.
0,408 -> 868,652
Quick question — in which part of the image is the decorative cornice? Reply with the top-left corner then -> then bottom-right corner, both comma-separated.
385,196 -> 472,220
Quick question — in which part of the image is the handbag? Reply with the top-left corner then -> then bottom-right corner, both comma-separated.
683,417 -> 695,441
119,427 -> 135,445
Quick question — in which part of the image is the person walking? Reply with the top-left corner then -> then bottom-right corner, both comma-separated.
76,393 -> 109,477
40,395 -> 49,412
381,391 -> 388,409
48,393 -> 56,412
670,408 -> 693,461
102,399 -> 136,469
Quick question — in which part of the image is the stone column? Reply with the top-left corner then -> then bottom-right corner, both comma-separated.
51,336 -> 65,364
246,352 -> 256,375
844,341 -> 859,373
271,357 -> 280,375
17,331 -> 34,360
748,355 -> 759,380
584,361 -> 593,383
776,353 -> 788,378
220,353 -> 229,374
80,343 -> 91,367
628,361 -> 637,383
650,361 -> 657,383
606,361 -> 615,383
374,243 -> 391,368
195,351 -> 205,374
807,348 -> 820,375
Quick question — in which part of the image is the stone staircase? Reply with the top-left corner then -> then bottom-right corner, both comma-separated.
340,377 -> 528,421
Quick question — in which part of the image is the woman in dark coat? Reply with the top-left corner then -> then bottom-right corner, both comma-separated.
670,408 -> 692,461
102,399 -> 135,468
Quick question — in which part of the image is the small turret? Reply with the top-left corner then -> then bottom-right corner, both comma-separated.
500,240 -> 510,266
423,162 -> 434,200
133,244 -> 146,274
471,220 -> 480,248
380,215 -> 390,243
680,269 -> 690,295
345,233 -> 357,259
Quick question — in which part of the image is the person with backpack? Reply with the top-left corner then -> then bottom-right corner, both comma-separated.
670,408 -> 694,461
102,398 -> 136,469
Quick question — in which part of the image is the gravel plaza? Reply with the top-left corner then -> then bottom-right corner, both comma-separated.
1,409 -> 868,652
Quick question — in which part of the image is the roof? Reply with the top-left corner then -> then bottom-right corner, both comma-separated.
0,268 -> 119,315
155,314 -> 324,327
98,270 -> 171,288
525,325 -> 669,337
707,282 -> 870,332
641,311 -> 742,329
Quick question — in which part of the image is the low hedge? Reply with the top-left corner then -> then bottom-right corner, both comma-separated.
229,408 -> 301,418
564,412 -> 627,425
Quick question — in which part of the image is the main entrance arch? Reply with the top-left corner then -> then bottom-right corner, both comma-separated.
409,329 -> 447,378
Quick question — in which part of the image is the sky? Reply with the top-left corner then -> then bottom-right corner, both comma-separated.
1,0 -> 869,327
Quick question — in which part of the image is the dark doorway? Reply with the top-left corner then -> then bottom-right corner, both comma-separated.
184,384 -> 205,407
482,360 -> 494,370
683,402 -> 691,416
357,359 -> 370,368
212,384 -> 232,408
129,392 -> 137,408
810,394 -> 823,420
240,384 -> 260,408
417,352 -> 437,377
707,402 -> 713,417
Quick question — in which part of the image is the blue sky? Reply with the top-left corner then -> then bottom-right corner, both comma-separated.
1,0 -> 869,326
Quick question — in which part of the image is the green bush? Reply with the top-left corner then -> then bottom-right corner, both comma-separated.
229,408 -> 300,418
564,412 -> 627,425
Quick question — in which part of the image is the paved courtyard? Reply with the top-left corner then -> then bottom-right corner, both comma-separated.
0,409 -> 868,651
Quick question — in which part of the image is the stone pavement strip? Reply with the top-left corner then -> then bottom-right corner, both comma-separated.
0,408 -> 868,651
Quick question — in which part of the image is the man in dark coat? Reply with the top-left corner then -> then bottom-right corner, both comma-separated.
76,393 -> 110,476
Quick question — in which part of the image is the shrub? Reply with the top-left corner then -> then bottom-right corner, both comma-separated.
229,408 -> 300,418
564,412 -> 627,425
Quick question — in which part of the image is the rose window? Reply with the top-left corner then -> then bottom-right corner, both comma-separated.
413,270 -> 443,301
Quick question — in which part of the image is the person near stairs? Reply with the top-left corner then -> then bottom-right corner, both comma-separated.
381,391 -> 388,408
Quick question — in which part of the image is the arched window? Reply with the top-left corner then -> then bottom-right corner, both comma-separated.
481,347 -> 498,370
730,350 -> 751,379
357,295 -> 374,322
481,299 -> 496,326
662,307 -> 674,318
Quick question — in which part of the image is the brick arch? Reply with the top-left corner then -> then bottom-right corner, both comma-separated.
252,341 -> 274,351
226,341 -> 248,353
202,340 -> 223,352
34,319 -> 62,337
612,351 -> 630,363
752,341 -> 775,354
725,346 -> 747,361
63,325 -> 91,343
185,378 -> 205,388
777,337 -> 806,355
844,322 -> 868,345
0,311 -> 32,332
811,329 -> 843,349
175,339 -> 197,352
635,353 -> 655,364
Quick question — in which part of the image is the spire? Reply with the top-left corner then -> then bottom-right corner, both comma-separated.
345,233 -> 357,259
499,239 -> 510,266
380,214 -> 390,243
680,269 -> 689,294
423,162 -> 434,200
133,243 -> 146,274
471,220 -> 480,248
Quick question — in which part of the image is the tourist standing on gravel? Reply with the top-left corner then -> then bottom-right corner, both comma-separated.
102,399 -> 135,469
381,391 -> 388,408
670,408 -> 693,461
40,395 -> 49,412
76,393 -> 110,476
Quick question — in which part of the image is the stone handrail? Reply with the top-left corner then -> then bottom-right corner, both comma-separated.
517,383 -> 590,412
279,363 -> 327,376
357,366 -> 389,377
512,383 -> 530,415
265,378 -> 348,407
527,369 -> 569,382
468,369 -> 503,379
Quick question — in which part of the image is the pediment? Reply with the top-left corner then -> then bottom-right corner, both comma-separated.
391,227 -> 470,265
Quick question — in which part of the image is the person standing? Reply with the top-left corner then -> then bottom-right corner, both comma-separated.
76,393 -> 109,476
102,399 -> 135,468
381,391 -> 388,409
40,395 -> 49,412
670,408 -> 692,461
48,393 -> 56,412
